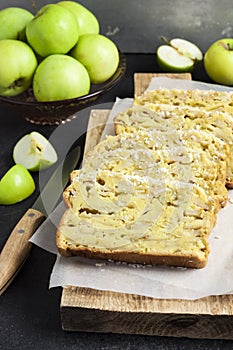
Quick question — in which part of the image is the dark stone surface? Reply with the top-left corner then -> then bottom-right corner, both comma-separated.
0,0 -> 232,345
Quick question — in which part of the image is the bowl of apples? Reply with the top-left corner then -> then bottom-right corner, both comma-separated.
0,2 -> 126,125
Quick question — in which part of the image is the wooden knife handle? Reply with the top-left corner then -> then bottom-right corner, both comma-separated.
0,208 -> 46,296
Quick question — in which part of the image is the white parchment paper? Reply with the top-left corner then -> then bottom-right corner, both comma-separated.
30,77 -> 233,300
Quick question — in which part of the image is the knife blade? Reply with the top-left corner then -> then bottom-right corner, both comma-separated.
0,143 -> 81,296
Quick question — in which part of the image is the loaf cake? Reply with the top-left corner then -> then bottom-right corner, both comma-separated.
56,86 -> 233,268
57,116 -> 228,268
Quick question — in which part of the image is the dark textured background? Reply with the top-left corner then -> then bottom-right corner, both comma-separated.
0,1 -> 233,349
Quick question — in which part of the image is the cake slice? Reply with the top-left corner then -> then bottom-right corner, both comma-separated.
115,103 -> 233,187
135,88 -> 233,113
134,88 -> 233,187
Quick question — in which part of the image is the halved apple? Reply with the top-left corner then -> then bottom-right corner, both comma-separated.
13,131 -> 58,171
157,38 -> 203,72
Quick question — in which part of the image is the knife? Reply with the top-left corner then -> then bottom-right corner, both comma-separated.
0,143 -> 81,296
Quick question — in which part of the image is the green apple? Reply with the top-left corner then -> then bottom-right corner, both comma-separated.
157,38 -> 203,72
58,1 -> 99,35
204,38 -> 233,85
13,132 -> 58,172
26,4 -> 79,57
0,39 -> 37,97
32,54 -> 90,102
0,164 -> 35,205
70,34 -> 119,84
0,7 -> 34,41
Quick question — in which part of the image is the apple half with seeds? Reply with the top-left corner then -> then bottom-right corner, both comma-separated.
157,38 -> 203,72
13,132 -> 58,172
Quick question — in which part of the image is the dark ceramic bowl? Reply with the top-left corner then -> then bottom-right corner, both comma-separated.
0,51 -> 126,125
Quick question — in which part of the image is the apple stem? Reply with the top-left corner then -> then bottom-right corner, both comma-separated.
219,41 -> 233,51
31,0 -> 38,14
161,36 -> 171,46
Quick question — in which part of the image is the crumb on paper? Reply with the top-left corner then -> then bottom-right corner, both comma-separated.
214,235 -> 221,240
171,266 -> 187,271
95,262 -> 106,267
108,259 -> 153,269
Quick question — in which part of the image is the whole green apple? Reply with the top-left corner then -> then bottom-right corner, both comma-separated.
0,164 -> 35,205
58,1 -> 99,35
0,39 -> 37,97
26,4 -> 79,57
0,7 -> 33,41
70,34 -> 119,84
32,54 -> 90,102
204,38 -> 233,85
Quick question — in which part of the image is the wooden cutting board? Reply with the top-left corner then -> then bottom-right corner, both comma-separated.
60,73 -> 233,339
